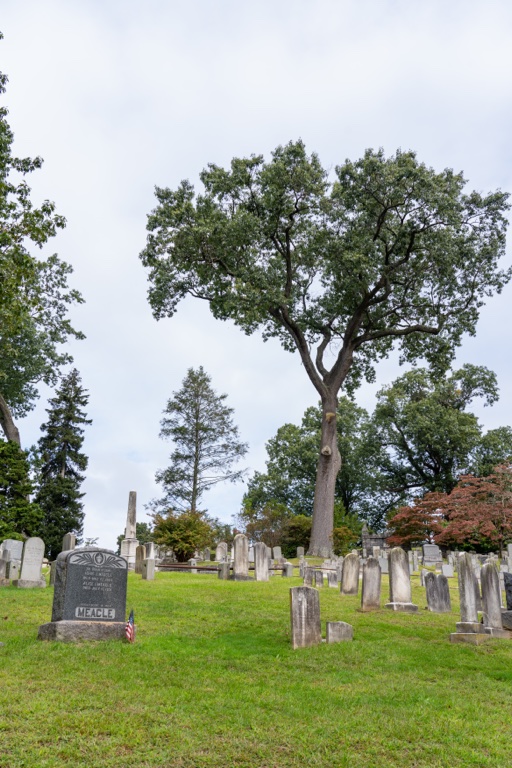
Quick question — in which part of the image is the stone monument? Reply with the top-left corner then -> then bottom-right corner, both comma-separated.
119,491 -> 139,570
38,548 -> 128,641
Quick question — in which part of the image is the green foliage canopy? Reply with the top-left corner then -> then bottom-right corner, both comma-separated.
0,440 -> 42,540
372,365 -> 512,500
0,53 -> 84,443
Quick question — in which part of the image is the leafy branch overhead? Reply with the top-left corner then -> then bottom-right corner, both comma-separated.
141,141 -> 510,396
0,56 -> 84,444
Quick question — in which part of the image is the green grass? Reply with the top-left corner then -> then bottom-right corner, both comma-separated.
1,571 -> 511,767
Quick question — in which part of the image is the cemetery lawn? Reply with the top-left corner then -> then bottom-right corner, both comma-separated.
1,572 -> 512,768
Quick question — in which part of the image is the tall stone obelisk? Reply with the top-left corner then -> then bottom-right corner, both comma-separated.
120,491 -> 139,570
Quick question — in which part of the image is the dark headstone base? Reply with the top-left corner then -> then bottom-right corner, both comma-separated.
501,610 -> 512,630
385,602 -> 418,612
38,620 -> 127,642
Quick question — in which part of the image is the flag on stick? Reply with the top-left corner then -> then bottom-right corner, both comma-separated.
125,609 -> 135,643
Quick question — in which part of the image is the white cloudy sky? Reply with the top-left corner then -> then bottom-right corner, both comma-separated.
2,0 -> 512,550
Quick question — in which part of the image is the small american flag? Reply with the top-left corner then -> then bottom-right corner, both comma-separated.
125,609 -> 135,643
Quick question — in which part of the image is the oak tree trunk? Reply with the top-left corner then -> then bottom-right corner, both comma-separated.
0,391 -> 21,446
308,395 -> 342,556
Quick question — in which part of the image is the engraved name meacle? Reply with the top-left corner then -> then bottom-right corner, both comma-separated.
67,551 -> 127,621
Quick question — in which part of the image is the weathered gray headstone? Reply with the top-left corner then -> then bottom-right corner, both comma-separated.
1,539 -> 23,561
188,558 -> 197,574
248,547 -> 255,563
481,562 -> 503,629
0,550 -> 9,585
314,569 -> 324,588
282,562 -> 294,577
326,621 -> 353,643
218,561 -> 230,579
341,552 -> 360,595
38,548 -> 128,641
61,533 -> 76,552
303,566 -> 314,586
422,543 -> 442,564
290,586 -> 321,649
441,564 -> 454,578
254,541 -> 269,582
15,537 -> 46,588
361,556 -> 381,611
215,542 -> 228,562
458,552 -> 479,624
386,547 -> 417,612
272,546 -> 282,561
144,542 -> 156,560
141,559 -> 155,580
135,545 -> 146,575
425,572 -> 451,613
233,534 -> 250,580
327,570 -> 338,588
296,546 -> 305,558
379,555 -> 389,574
203,547 -> 211,562
6,560 -> 19,581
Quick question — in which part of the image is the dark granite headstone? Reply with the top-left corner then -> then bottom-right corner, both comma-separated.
504,572 -> 512,610
38,548 -> 128,641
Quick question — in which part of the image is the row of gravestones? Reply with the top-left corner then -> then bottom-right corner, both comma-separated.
0,537 -> 46,588
292,547 -> 512,647
215,535 -> 296,581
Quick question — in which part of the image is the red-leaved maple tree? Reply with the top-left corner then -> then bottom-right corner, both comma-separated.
387,464 -> 512,553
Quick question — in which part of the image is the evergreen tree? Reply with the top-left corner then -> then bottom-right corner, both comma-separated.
0,440 -> 42,540
35,369 -> 91,558
152,366 -> 248,513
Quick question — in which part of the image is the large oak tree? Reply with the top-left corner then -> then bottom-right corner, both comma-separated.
0,51 -> 83,445
140,141 -> 510,555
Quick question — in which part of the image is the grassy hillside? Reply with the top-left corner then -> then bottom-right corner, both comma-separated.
0,570 -> 511,767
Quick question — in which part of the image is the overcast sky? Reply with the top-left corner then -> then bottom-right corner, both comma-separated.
3,0 -> 512,550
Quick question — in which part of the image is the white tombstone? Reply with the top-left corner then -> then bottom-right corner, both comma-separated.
15,537 -> 46,588
385,547 -> 417,612
233,534 -> 250,580
215,542 -> 228,561
254,542 -> 269,581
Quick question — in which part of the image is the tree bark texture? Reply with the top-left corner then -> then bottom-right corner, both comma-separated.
0,391 -> 21,445
308,397 -> 342,556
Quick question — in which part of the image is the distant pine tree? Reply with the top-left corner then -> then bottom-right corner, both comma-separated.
35,369 -> 91,558
0,440 -> 42,539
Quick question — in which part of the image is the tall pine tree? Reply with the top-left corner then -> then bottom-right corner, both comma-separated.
153,366 -> 248,514
35,369 -> 91,558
